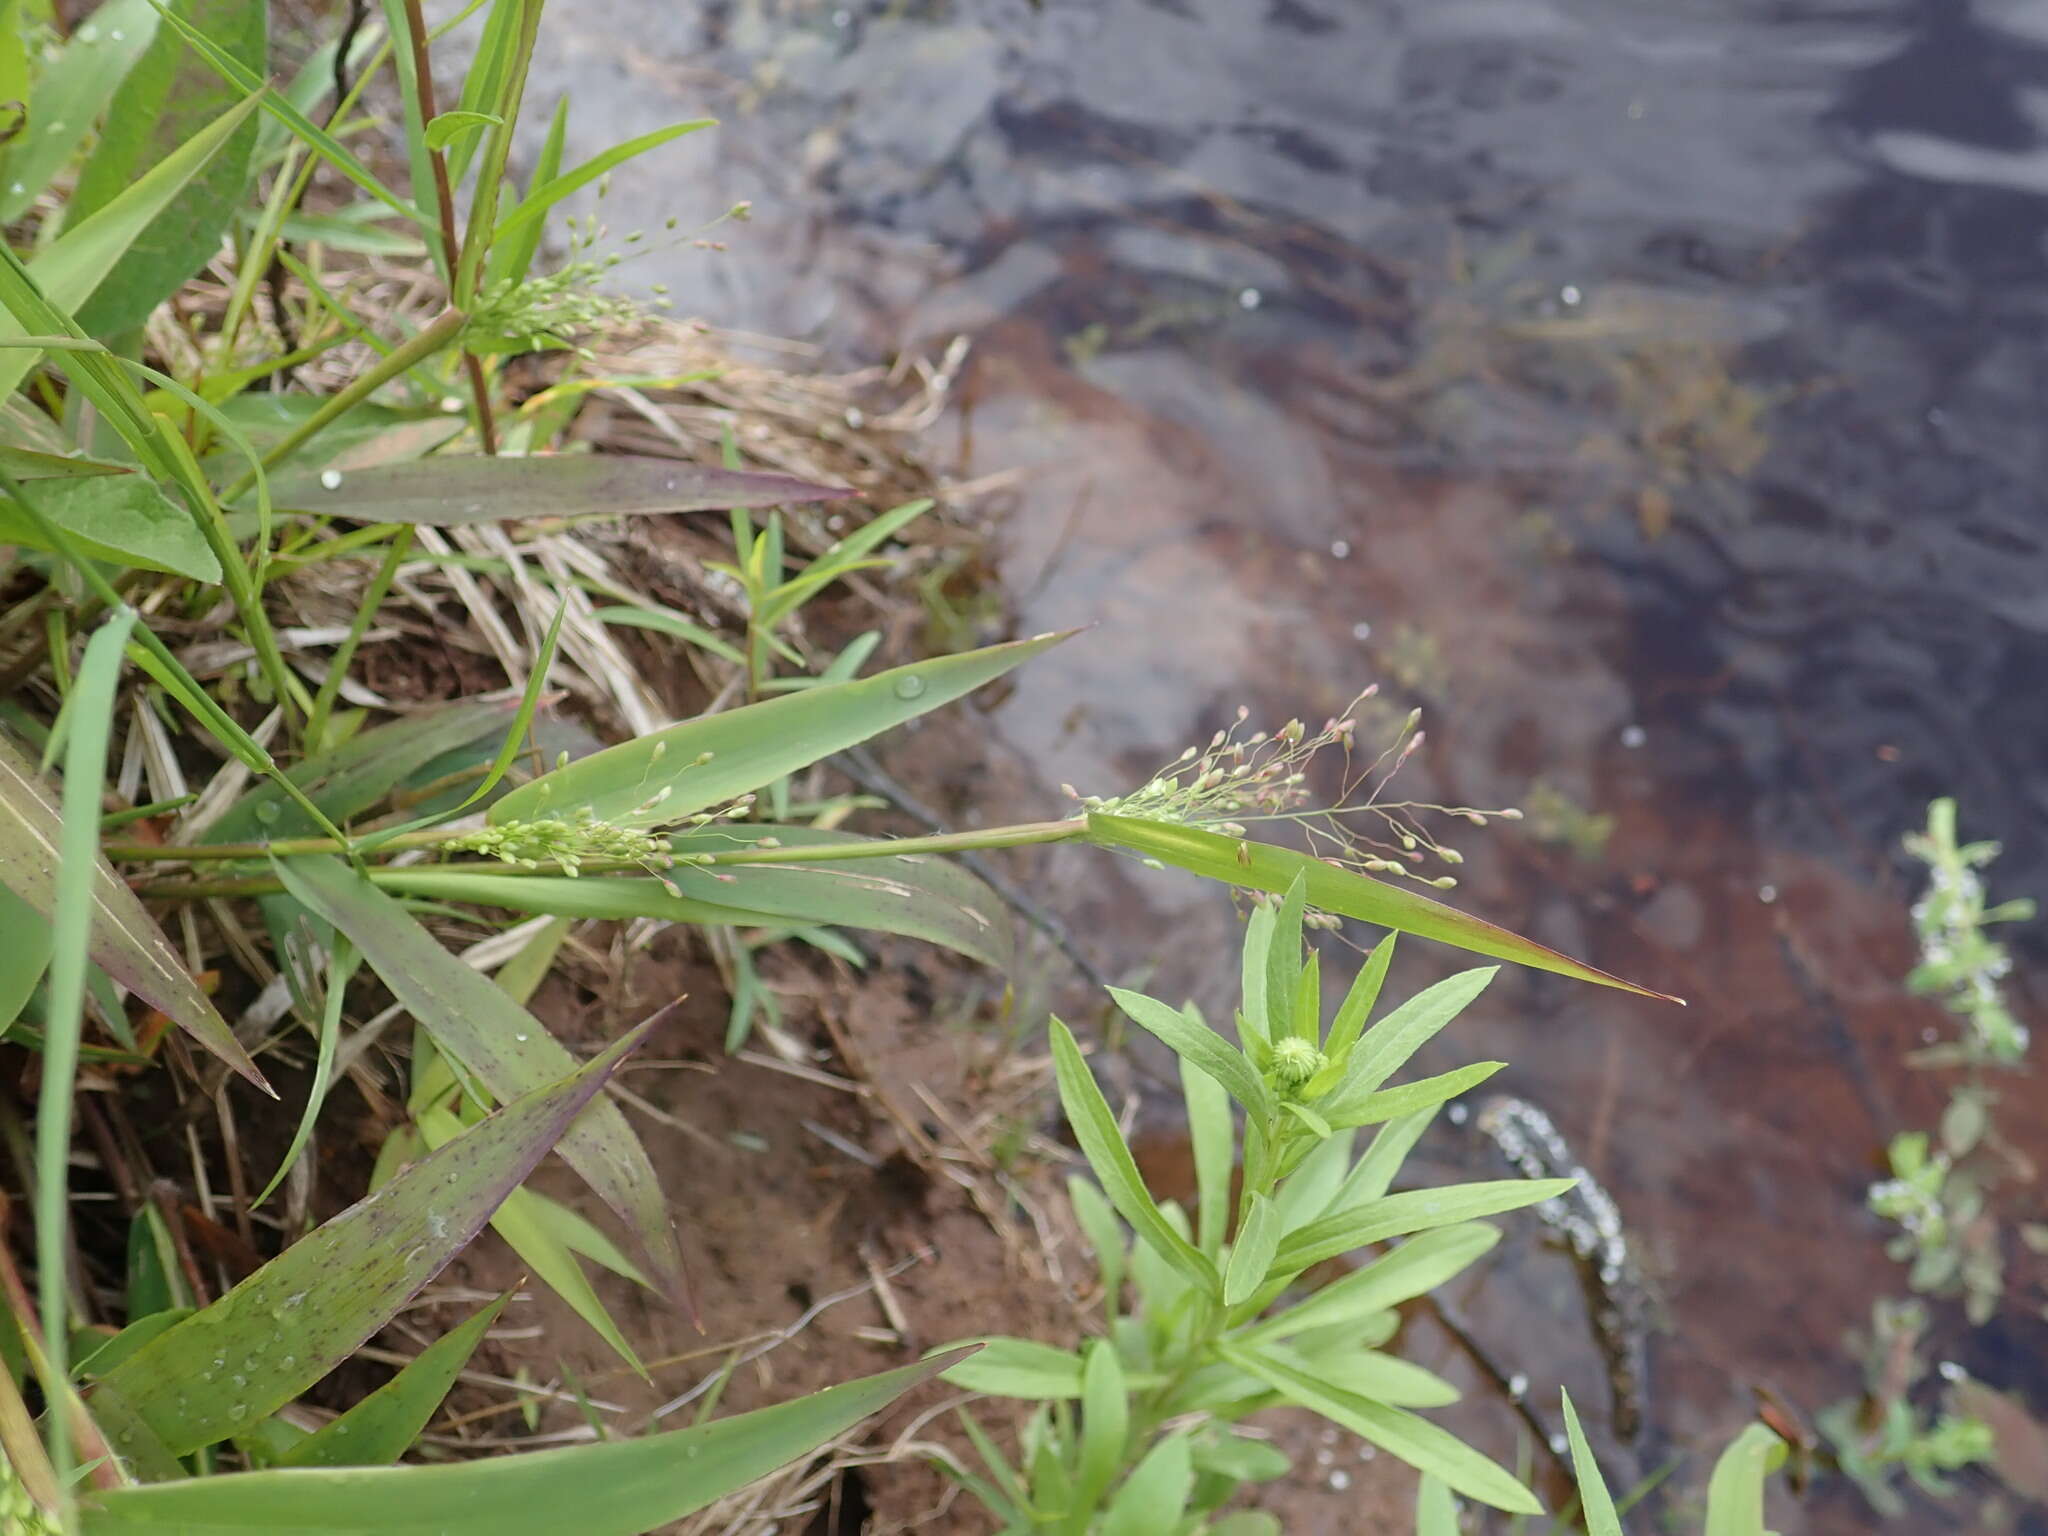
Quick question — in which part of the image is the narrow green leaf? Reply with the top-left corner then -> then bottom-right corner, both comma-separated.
1262,1342 -> 1459,1408
254,939 -> 356,1205
1703,1423 -> 1786,1536
1243,1224 -> 1501,1345
1327,1110 -> 1436,1215
1084,815 -> 1679,1001
424,109 -> 502,154
1182,1046 -> 1233,1260
1111,986 -> 1271,1122
491,119 -> 717,247
0,472 -> 220,580
1323,1062 -> 1506,1132
1273,1179 -> 1575,1275
1224,1193 -> 1281,1307
1322,933 -> 1395,1069
492,630 -> 1072,829
81,1351 -> 970,1535
1100,1431 -> 1194,1536
1239,900 -> 1273,1050
1318,969 -> 1497,1122
593,604 -> 744,665
271,856 -> 685,1297
67,0 -> 266,336
0,728 -> 264,1086
1416,1473 -> 1460,1536
1559,1390 -> 1625,1536
1050,1017 -> 1219,1298
1269,1126 -> 1355,1234
418,1105 -> 643,1374
89,1016 -> 659,1457
1068,1176 -> 1125,1325
0,884 -> 50,1031
270,454 -> 846,525
486,93 -> 569,290
939,1337 -> 1084,1399
276,1294 -> 511,1468
1219,1342 -> 1538,1514
1265,876 -> 1307,1042
1076,1340 -> 1128,1510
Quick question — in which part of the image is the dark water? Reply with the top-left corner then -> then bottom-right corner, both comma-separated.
519,1 -> 2048,1526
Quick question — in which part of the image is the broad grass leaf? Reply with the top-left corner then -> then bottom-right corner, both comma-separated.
1084,815 -> 1679,1002
0,87 -> 265,399
205,696 -> 520,844
1219,1341 -> 1538,1514
1559,1390 -> 1625,1536
491,630 -> 1072,829
90,1016 -> 658,1457
1100,1431 -> 1194,1536
0,473 -> 220,580
1243,1224 -> 1501,1345
65,0 -> 267,337
1223,1193 -> 1281,1307
940,1337 -> 1085,1399
1316,969 -> 1496,1122
1272,1179 -> 1575,1275
79,1350 -> 971,1535
272,856 -> 685,1298
275,1294 -> 510,1468
270,454 -> 846,525
0,729 -> 263,1086
1068,1176 -> 1125,1324
1050,1017 -> 1219,1297
0,445 -> 134,482
1703,1423 -> 1786,1536
0,0 -> 160,223
1259,1342 -> 1460,1408
1109,986 -> 1271,1122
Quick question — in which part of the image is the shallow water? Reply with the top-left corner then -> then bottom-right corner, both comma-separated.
522,1 -> 2048,1526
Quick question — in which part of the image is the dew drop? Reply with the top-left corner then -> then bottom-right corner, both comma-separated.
231,1374 -> 246,1388
515,1033 -> 529,1042
1350,621 -> 1372,641
319,469 -> 344,490
893,675 -> 927,701
255,801 -> 281,825
231,1403 -> 248,1418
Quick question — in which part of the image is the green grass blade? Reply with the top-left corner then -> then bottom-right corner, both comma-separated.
939,1337 -> 1086,1398
1075,1340 -> 1128,1511
1242,1224 -> 1502,1346
1050,1016 -> 1219,1297
0,0 -> 161,222
0,885 -> 51,1032
1110,986 -> 1272,1123
1068,1176 -> 1124,1326
65,0 -> 266,336
0,726 -> 265,1086
1100,1431 -> 1194,1535
486,92 -> 568,290
270,454 -> 847,525
1084,815 -> 1680,1002
1272,1179 -> 1576,1275
272,855 -> 686,1298
1559,1390 -> 1625,1536
35,606 -> 134,1493
276,1293 -> 511,1468
592,604 -> 744,666
80,1351 -> 970,1535
493,630 -> 1071,829
90,1013 -> 660,1456
1322,933 -> 1395,1068
1219,1341 -> 1538,1514
254,939 -> 357,1205
1315,968 -> 1497,1123
490,119 -> 716,248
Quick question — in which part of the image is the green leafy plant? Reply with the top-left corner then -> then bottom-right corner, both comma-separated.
931,876 -> 1575,1529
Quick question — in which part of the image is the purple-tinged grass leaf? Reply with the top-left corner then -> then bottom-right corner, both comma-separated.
88,1014 -> 659,1457
1084,814 -> 1681,1003
270,855 -> 685,1300
0,730 -> 265,1088
269,455 -> 848,526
